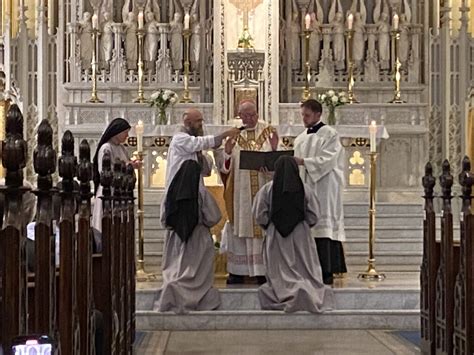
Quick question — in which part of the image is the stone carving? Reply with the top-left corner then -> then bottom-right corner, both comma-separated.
101,12 -> 114,67
352,12 -> 366,69
123,12 -> 138,70
122,0 -> 134,22
145,0 -> 161,22
190,13 -> 201,72
350,0 -> 367,24
170,12 -> 184,71
328,0 -> 344,23
144,11 -> 159,68
331,12 -> 345,71
289,11 -> 300,71
398,14 -> 410,65
377,12 -> 390,70
79,12 -> 93,70
309,12 -> 321,70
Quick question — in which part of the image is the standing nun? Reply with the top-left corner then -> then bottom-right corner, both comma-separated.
155,159 -> 221,313
92,118 -> 137,240
252,156 -> 334,313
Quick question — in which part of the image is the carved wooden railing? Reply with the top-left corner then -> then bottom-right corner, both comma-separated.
0,104 -> 136,354
421,158 -> 473,355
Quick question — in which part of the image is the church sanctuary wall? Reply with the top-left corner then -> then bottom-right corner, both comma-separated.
2,1 -> 474,204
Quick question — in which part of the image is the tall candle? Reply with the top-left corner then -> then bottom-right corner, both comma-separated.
136,120 -> 144,152
138,10 -> 144,29
92,13 -> 98,30
347,13 -> 354,30
184,13 -> 190,30
304,13 -> 311,30
393,13 -> 399,30
369,120 -> 377,153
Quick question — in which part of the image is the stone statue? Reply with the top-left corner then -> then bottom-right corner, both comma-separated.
331,12 -> 345,71
190,13 -> 201,72
101,12 -> 114,67
290,11 -> 300,71
352,12 -> 366,69
144,11 -> 160,67
79,12 -> 93,70
170,12 -> 183,71
398,14 -> 410,64
124,12 -> 138,70
377,12 -> 390,70
309,12 -> 321,70
145,0 -> 161,22
100,0 -> 113,21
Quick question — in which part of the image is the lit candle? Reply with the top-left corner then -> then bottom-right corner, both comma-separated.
92,13 -> 98,30
138,10 -> 144,30
369,120 -> 377,153
184,13 -> 190,30
136,120 -> 144,152
305,13 -> 311,30
393,13 -> 399,30
347,13 -> 354,30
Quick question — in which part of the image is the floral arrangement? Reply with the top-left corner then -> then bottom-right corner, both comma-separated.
149,89 -> 178,125
317,90 -> 348,125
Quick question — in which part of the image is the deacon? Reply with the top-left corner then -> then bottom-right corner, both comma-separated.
216,100 -> 279,285
293,99 -> 347,285
155,160 -> 222,313
252,156 -> 334,312
165,108 -> 240,189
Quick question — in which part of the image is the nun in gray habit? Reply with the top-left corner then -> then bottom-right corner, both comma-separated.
252,156 -> 334,313
155,160 -> 221,313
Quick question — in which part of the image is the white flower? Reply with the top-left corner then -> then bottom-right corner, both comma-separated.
162,93 -> 169,101
327,90 -> 335,97
150,91 -> 159,100
170,97 -> 177,104
331,95 -> 339,104
320,94 -> 327,101
339,91 -> 346,97
340,96 -> 348,103
164,89 -> 174,96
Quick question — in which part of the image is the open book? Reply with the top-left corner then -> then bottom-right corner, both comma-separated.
239,150 -> 294,171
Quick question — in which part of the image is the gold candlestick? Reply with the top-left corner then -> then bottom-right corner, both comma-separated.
389,29 -> 405,103
180,29 -> 193,103
301,30 -> 312,101
134,28 -> 146,103
358,152 -> 385,281
346,29 -> 359,104
89,28 -> 103,103
134,150 -> 156,282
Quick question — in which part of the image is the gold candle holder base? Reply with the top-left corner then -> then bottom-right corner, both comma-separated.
134,28 -> 146,104
88,96 -> 104,104
136,261 -> 158,282
358,260 -> 386,281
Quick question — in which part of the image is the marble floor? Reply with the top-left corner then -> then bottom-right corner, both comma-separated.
134,329 -> 420,354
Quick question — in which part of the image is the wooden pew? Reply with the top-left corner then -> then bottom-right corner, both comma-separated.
0,104 -> 29,355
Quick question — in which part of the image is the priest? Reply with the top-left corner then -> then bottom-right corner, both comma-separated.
215,100 -> 279,285
165,108 -> 240,190
293,99 -> 347,285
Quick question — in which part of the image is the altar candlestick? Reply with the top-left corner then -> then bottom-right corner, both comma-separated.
184,13 -> 190,30
138,10 -> 144,29
369,120 -> 377,152
347,13 -> 354,30
305,13 -> 311,30
393,13 -> 399,30
92,13 -> 98,30
136,120 -> 144,152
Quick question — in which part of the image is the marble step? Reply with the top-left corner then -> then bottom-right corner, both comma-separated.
343,214 -> 423,227
136,288 -> 419,312
140,237 -> 423,255
135,288 -> 420,331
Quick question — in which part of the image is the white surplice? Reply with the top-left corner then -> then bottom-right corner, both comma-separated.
164,130 -> 216,192
215,122 -> 274,276
293,124 -> 346,242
